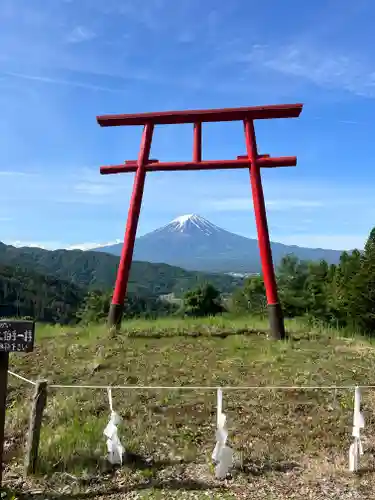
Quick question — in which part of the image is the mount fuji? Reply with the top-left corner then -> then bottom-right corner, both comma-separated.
93,214 -> 343,274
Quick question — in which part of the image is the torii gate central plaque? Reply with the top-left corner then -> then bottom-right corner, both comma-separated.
97,103 -> 303,339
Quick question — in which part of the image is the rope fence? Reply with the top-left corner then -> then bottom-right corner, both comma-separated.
5,369 -> 371,477
48,384 -> 375,390
7,370 -> 375,391
8,370 -> 36,386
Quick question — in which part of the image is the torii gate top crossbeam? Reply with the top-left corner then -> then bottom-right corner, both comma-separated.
97,103 -> 303,127
98,103 -> 303,175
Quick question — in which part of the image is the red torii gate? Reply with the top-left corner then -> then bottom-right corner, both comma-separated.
97,103 -> 303,339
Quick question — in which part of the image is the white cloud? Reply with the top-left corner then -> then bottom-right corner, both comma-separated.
67,239 -> 122,251
5,239 -> 122,251
66,26 -> 96,44
205,197 -> 324,212
4,71 -> 123,93
267,200 -> 324,211
74,182 -> 117,196
4,238 -> 123,251
272,233 -> 365,251
242,44 -> 375,98
0,170 -> 29,176
7,240 -> 64,250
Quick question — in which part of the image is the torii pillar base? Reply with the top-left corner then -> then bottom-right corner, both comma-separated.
108,303 -> 123,329
268,303 -> 285,340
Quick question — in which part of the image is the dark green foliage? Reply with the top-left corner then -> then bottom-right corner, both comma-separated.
339,238 -> 375,332
327,250 -> 362,327
76,290 -> 179,323
0,261 -> 181,325
75,290 -> 111,324
0,242 -> 243,296
0,264 -> 85,324
231,227 -> 375,334
231,275 -> 267,316
365,227 -> 375,254
0,241 -> 243,325
277,255 -> 310,317
304,260 -> 331,322
182,284 -> 224,317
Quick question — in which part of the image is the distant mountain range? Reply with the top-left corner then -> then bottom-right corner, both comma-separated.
93,214 -> 344,273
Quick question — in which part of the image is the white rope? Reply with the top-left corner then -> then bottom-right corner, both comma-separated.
48,384 -> 375,390
108,387 -> 113,412
7,369 -> 375,391
8,370 -> 36,386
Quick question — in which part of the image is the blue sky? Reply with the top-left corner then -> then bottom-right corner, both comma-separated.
1,0 -> 375,251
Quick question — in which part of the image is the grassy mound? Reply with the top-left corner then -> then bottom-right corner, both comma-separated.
4,316 -> 375,499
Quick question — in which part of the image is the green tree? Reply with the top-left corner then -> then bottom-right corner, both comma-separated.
305,260 -> 330,322
328,249 -> 362,327
365,227 -> 375,254
76,290 -> 179,323
345,230 -> 375,332
76,290 -> 111,323
277,254 -> 310,317
0,264 -> 84,324
230,228 -> 375,333
182,283 -> 224,317
231,275 -> 267,316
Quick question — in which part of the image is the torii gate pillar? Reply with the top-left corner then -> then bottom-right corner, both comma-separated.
97,103 -> 303,340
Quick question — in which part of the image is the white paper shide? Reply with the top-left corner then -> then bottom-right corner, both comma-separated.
212,388 -> 234,479
349,386 -> 365,472
104,388 -> 125,465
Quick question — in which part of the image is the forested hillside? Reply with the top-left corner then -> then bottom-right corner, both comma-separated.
0,264 -> 85,323
0,241 -> 245,324
0,242 -> 243,296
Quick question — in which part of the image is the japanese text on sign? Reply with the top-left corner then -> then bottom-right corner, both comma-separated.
0,321 -> 35,352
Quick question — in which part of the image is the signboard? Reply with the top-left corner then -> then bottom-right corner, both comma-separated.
0,320 -> 35,485
0,320 -> 35,353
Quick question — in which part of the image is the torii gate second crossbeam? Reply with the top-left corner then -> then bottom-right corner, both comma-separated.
97,103 -> 303,340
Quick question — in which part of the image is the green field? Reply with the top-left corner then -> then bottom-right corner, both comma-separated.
3,316 -> 375,499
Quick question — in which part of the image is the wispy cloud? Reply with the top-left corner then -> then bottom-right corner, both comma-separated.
0,170 -> 29,176
73,182 -> 118,196
311,116 -> 363,125
266,200 -> 325,211
5,238 -> 122,251
67,239 -> 122,251
240,44 -> 375,98
3,71 -> 124,93
205,197 -> 325,212
7,240 -> 64,250
271,233 -> 364,251
66,26 -> 96,44
5,239 -> 122,251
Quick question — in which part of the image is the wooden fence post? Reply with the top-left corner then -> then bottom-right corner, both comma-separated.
24,379 -> 47,476
0,352 -> 9,486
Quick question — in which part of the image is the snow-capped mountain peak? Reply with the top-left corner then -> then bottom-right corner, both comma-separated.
165,214 -> 220,235
171,214 -> 197,226
91,213 -> 343,273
